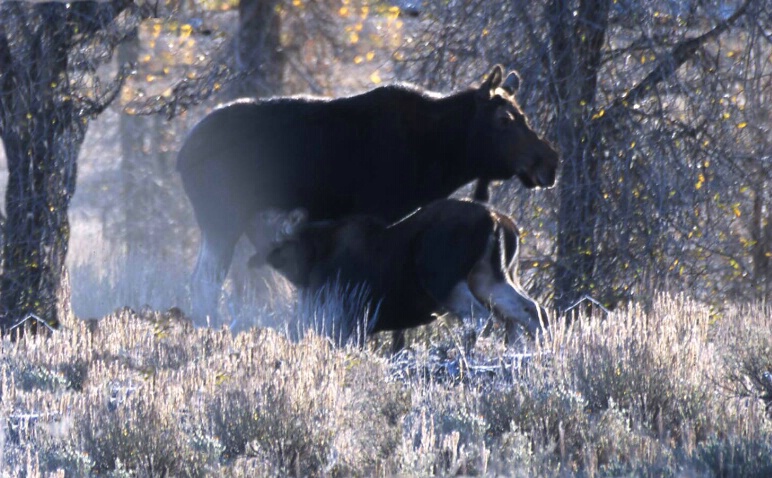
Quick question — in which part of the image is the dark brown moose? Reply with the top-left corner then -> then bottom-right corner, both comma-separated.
178,65 -> 559,323
264,199 -> 549,351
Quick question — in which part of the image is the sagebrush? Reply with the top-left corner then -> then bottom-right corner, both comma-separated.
1,294 -> 771,477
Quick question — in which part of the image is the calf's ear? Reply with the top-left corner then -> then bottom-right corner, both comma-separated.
477,65 -> 505,99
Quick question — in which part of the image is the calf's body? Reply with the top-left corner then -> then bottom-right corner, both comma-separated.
266,199 -> 548,348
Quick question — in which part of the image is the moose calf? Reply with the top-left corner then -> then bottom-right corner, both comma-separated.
263,199 -> 548,350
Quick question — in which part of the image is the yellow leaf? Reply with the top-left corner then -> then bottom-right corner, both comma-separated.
737,122 -> 747,129
215,373 -> 230,386
339,6 -> 349,16
180,23 -> 192,39
591,109 -> 605,120
370,70 -> 382,84
733,205 -> 741,217
366,51 -> 375,61
695,173 -> 705,190
349,31 -> 359,44
354,55 -> 364,64
722,112 -> 731,120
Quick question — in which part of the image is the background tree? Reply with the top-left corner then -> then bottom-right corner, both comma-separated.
0,0 -> 236,333
394,0 -> 771,310
0,1 -> 147,333
229,0 -> 284,98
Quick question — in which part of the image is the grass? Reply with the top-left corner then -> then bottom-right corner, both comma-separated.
1,289 -> 771,476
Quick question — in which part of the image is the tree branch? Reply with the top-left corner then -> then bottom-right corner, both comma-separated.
614,0 -> 754,108
68,0 -> 138,39
0,27 -> 12,134
76,64 -> 132,118
128,62 -> 239,119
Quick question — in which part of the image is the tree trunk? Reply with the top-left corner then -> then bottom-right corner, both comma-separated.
549,0 -> 610,311
229,0 -> 284,98
0,6 -> 82,333
751,168 -> 771,300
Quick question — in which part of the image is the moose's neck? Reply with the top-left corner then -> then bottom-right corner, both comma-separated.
420,89 -> 477,184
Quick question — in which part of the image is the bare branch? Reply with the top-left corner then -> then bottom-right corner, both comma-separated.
76,64 -> 132,118
127,63 -> 238,119
615,0 -> 754,108
68,0 -> 138,39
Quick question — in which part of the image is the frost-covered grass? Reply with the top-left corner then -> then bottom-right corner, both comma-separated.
1,294 -> 771,477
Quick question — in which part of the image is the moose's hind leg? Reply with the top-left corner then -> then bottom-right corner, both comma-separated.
191,234 -> 238,327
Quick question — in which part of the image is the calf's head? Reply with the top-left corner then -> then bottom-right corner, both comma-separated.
264,225 -> 325,288
471,65 -> 559,188
265,217 -> 384,289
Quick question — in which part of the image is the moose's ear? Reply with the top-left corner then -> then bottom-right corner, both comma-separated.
477,65 -> 505,99
501,70 -> 521,96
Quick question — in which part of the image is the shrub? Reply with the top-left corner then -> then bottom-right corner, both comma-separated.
561,295 -> 717,440
69,369 -> 212,477
4,295 -> 772,477
696,435 -> 772,478
719,305 -> 772,418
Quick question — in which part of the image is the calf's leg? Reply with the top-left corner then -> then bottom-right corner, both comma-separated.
442,281 -> 496,352
467,238 -> 547,344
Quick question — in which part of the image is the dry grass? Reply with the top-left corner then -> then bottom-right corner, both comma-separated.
1,293 -> 771,477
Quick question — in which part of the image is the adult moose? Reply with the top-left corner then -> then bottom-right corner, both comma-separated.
178,65 -> 559,323
264,199 -> 549,351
